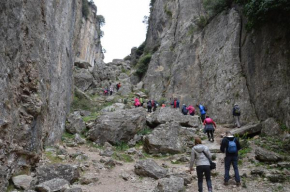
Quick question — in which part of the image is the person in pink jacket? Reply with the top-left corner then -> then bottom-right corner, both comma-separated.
186,105 -> 195,116
134,97 -> 141,107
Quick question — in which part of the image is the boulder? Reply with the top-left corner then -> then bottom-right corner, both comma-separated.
74,68 -> 93,92
118,83 -> 132,96
230,123 -> 262,136
87,108 -> 146,144
261,118 -> 283,136
169,173 -> 193,185
144,123 -> 196,154
135,91 -> 147,98
155,176 -> 184,192
255,147 -> 283,163
128,134 -> 142,147
64,188 -> 82,192
74,134 -> 86,145
65,112 -> 86,134
136,81 -> 144,90
79,174 -> 98,185
36,164 -> 80,184
35,178 -> 69,192
101,103 -> 125,112
146,108 -> 200,128
266,173 -> 287,183
134,159 -> 167,179
12,175 -> 33,190
74,59 -> 92,69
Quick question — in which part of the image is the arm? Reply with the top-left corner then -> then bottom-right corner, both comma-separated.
212,120 -> 217,128
205,147 -> 212,161
220,138 -> 226,153
189,148 -> 196,171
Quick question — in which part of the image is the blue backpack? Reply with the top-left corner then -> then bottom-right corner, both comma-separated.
227,138 -> 237,153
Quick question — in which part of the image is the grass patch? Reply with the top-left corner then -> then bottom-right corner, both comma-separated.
239,147 -> 252,159
113,153 -> 134,162
82,112 -> 99,122
138,127 -> 152,135
61,131 -> 74,141
115,142 -> 130,151
6,184 -> 16,192
45,151 -> 63,164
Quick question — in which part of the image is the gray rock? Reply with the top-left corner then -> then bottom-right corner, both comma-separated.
169,173 -> 192,186
12,175 -> 33,190
101,103 -> 125,112
146,108 -> 200,128
79,174 -> 98,185
87,108 -> 147,144
251,169 -> 265,176
35,178 -> 70,192
261,118 -> 283,136
277,162 -> 290,169
155,176 -> 184,192
230,123 -> 262,136
74,59 -> 92,69
36,164 -> 80,184
134,159 -> 167,179
74,134 -> 86,145
99,148 -> 114,157
255,147 -> 283,163
266,173 -> 287,183
136,81 -> 144,90
128,134 -> 142,147
66,112 -> 86,134
64,188 -> 82,192
74,68 -> 93,92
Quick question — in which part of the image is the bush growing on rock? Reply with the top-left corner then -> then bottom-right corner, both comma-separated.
135,54 -> 152,78
82,0 -> 90,19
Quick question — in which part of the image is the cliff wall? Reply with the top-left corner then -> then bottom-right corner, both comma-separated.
0,0 -> 103,189
143,0 -> 289,126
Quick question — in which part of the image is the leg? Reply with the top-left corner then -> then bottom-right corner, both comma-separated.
210,130 -> 214,141
206,131 -> 210,141
232,156 -> 241,182
196,166 -> 204,192
237,116 -> 241,128
224,156 -> 231,182
204,165 -> 212,192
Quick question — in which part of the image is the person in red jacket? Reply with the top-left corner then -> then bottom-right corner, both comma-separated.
186,105 -> 195,116
203,115 -> 216,142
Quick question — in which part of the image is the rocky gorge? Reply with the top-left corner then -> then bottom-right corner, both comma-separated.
0,0 -> 290,191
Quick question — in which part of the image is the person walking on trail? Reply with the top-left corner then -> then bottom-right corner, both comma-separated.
134,97 -> 141,107
190,137 -> 213,192
197,104 -> 207,122
187,105 -> 195,116
233,104 -> 241,128
220,131 -> 241,186
203,115 -> 216,142
147,100 -> 152,112
116,82 -> 121,92
109,86 -> 113,95
152,100 -> 158,111
182,104 -> 188,115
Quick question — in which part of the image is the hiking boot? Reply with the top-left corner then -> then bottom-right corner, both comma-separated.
224,181 -> 229,186
236,182 -> 241,186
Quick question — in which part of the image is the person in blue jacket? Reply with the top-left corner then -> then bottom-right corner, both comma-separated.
196,104 -> 207,122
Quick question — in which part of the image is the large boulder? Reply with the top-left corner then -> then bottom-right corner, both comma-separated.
146,108 -> 200,128
261,118 -> 283,136
35,178 -> 70,192
65,112 -> 86,134
134,159 -> 167,179
101,103 -> 125,112
87,108 -> 146,144
74,68 -> 93,92
255,147 -> 283,163
74,59 -> 92,69
144,123 -> 196,154
36,164 -> 80,184
155,176 -> 184,192
230,123 -> 262,136
12,175 -> 33,190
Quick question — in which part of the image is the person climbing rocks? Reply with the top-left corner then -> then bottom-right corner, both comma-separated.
134,97 -> 141,107
203,115 -> 216,142
140,97 -> 144,106
187,105 -> 195,116
233,103 -> 241,128
152,100 -> 158,111
109,85 -> 113,95
116,82 -> 121,92
196,104 -> 207,122
103,88 -> 108,96
147,100 -> 152,112
220,131 -> 241,187
182,104 -> 188,115
161,103 -> 166,108
171,98 -> 180,109
190,137 -> 213,192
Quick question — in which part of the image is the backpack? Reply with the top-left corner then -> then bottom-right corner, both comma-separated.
151,100 -> 155,107
227,138 -> 237,153
182,107 -> 188,114
234,106 -> 240,114
204,106 -> 207,111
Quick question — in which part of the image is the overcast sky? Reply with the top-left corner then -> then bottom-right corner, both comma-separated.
93,0 -> 150,63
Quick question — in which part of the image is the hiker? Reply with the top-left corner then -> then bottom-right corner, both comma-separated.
187,105 -> 195,116
116,82 -> 121,92
109,85 -> 113,95
220,131 -> 241,186
147,100 -> 152,112
161,103 -> 166,108
152,100 -> 158,111
171,98 -> 180,109
103,88 -> 108,96
182,104 -> 188,115
134,97 -> 141,107
189,137 -> 213,192
196,104 -> 207,122
233,104 -> 241,128
203,115 -> 216,142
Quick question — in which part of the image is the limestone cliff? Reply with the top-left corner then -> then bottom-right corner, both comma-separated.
142,0 -> 289,126
0,0 -> 103,189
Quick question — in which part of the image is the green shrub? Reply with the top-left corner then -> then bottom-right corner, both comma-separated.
135,54 -> 152,78
82,0 -> 90,19
158,97 -> 167,105
164,5 -> 173,18
136,42 -> 146,56
196,15 -> 209,28
203,0 -> 230,18
115,142 -> 129,151
96,15 -> 105,27
138,127 -> 152,135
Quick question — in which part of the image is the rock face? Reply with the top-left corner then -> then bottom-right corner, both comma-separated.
0,1 -> 103,190
35,178 -> 70,192
142,0 -> 290,128
144,123 -> 196,154
36,164 -> 80,184
261,118 -> 283,136
134,159 -> 167,179
74,68 -> 94,92
87,108 -> 147,144
155,176 -> 184,192
147,108 -> 200,128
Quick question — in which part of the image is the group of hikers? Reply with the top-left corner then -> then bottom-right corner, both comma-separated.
103,82 -> 121,96
134,98 -> 159,112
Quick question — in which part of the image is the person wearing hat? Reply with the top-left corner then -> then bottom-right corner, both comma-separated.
232,104 -> 241,128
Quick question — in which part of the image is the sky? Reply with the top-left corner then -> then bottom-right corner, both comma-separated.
93,0 -> 150,63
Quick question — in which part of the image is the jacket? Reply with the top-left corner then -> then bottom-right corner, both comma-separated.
220,136 -> 241,156
182,106 -> 188,115
232,105 -> 241,116
190,144 -> 212,169
199,105 -> 206,115
186,105 -> 195,114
